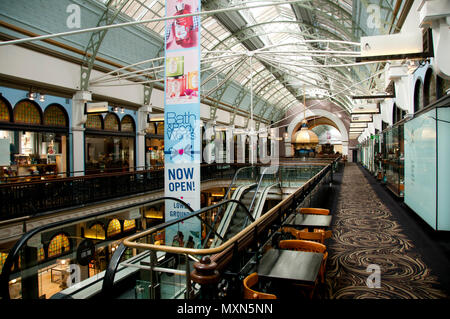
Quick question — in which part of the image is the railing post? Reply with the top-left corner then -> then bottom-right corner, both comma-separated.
191,256 -> 220,299
185,254 -> 193,299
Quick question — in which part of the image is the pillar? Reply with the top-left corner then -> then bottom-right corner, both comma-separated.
137,105 -> 151,170
71,91 -> 91,176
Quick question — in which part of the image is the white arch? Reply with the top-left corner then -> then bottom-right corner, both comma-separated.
285,109 -> 349,156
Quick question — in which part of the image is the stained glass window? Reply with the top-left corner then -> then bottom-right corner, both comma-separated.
123,219 -> 136,231
44,104 -> 67,127
85,223 -> 106,240
107,219 -> 121,237
104,113 -> 119,131
0,99 -> 11,122
121,115 -> 135,132
47,233 -> 71,258
13,100 -> 41,124
86,114 -> 103,129
38,247 -> 45,261
0,252 -> 7,272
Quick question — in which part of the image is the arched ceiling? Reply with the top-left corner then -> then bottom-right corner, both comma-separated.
91,0 -> 411,126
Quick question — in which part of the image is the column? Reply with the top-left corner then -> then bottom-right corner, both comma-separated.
136,106 -> 151,170
71,91 -> 91,176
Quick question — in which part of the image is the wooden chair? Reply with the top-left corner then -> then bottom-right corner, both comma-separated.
281,227 -> 325,244
299,208 -> 330,215
243,272 -> 277,299
314,229 -> 333,240
279,239 -> 328,286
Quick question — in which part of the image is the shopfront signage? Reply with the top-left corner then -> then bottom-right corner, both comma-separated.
85,102 -> 109,114
76,239 -> 96,266
164,0 -> 201,249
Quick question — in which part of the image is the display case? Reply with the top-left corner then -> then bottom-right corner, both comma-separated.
404,95 -> 450,231
382,123 -> 404,197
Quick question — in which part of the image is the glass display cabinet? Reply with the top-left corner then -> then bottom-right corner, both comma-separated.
382,123 -> 404,197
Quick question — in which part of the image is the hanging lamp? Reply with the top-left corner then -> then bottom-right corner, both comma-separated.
292,86 -> 319,150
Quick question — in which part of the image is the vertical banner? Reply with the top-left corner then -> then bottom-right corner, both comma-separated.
164,0 -> 201,249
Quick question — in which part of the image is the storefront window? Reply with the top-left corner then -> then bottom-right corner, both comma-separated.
0,99 -> 69,182
85,112 -> 136,174
85,135 -> 134,172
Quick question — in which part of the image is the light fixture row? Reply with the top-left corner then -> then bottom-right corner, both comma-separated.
27,91 -> 45,102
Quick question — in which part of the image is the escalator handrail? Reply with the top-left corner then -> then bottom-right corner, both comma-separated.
252,182 -> 281,221
201,165 -> 255,248
248,166 -> 279,214
212,184 -> 257,246
223,166 -> 257,200
0,196 -> 193,300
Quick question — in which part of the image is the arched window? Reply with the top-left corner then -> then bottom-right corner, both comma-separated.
44,104 -> 68,127
121,115 -> 135,132
85,223 -> 106,240
104,113 -> 119,131
0,252 -> 7,272
107,219 -> 122,237
424,68 -> 437,107
0,97 -> 12,122
123,219 -> 136,231
86,114 -> 103,130
47,233 -> 71,258
13,100 -> 42,124
414,80 -> 424,113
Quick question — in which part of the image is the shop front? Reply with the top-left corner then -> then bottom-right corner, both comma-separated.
0,95 -> 69,183
4,216 -> 139,299
145,121 -> 164,169
85,112 -> 136,174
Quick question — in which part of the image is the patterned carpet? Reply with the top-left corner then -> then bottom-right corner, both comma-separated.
324,163 -> 448,299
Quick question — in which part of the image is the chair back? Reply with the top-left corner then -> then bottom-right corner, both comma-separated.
296,231 -> 325,243
243,272 -> 277,299
299,208 -> 330,215
281,227 -> 325,243
279,239 -> 326,253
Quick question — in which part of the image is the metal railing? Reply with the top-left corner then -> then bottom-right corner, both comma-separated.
0,163 -> 237,221
0,196 -> 193,300
101,159 -> 338,299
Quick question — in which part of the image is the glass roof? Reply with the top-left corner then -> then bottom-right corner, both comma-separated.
95,0 -> 404,122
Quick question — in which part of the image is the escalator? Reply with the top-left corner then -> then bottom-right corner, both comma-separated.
212,166 -> 281,246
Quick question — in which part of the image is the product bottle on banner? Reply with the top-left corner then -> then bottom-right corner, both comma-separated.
174,0 -> 194,46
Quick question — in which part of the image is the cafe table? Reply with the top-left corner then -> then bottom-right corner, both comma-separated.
256,248 -> 323,286
283,213 -> 332,230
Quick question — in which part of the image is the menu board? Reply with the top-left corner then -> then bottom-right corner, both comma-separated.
404,109 -> 437,229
